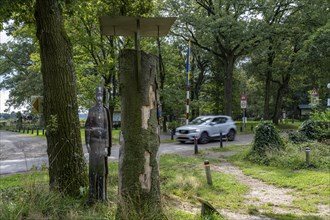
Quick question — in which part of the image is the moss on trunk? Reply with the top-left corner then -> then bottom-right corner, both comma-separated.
118,49 -> 162,219
35,0 -> 87,196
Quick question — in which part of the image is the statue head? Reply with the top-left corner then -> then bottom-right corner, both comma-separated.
96,86 -> 103,105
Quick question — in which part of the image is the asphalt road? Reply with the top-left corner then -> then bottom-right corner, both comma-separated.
0,131 -> 253,175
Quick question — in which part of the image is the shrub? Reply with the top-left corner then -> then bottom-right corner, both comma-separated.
247,122 -> 283,165
288,131 -> 308,144
299,120 -> 321,140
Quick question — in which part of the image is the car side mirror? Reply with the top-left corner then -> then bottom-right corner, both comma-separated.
210,122 -> 216,126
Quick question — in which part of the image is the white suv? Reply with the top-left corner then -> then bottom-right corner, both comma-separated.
175,115 -> 237,144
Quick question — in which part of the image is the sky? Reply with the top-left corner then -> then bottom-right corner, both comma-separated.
0,31 -> 10,113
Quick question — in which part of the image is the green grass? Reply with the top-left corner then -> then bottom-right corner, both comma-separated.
228,147 -> 330,213
160,154 -> 249,212
0,154 -> 249,219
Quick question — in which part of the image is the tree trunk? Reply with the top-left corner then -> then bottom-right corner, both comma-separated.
223,54 -> 235,116
273,75 -> 290,124
35,0 -> 87,196
264,44 -> 274,120
118,49 -> 162,219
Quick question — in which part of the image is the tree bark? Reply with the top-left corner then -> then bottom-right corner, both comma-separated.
223,54 -> 235,116
118,49 -> 162,219
264,44 -> 274,120
35,0 -> 87,196
273,75 -> 290,124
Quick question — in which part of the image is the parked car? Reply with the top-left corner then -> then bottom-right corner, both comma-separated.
175,115 -> 237,144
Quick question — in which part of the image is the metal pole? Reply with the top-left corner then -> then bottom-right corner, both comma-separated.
204,160 -> 212,185
306,147 -> 310,166
185,41 -> 191,125
194,136 -> 198,154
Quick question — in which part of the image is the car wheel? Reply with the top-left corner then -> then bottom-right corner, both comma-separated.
198,132 -> 209,144
179,141 -> 186,144
227,129 -> 236,141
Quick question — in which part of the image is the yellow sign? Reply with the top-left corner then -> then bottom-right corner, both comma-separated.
31,96 -> 43,114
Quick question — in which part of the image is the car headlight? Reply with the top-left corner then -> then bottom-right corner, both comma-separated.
189,129 -> 199,133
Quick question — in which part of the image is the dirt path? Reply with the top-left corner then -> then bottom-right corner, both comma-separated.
175,150 -> 329,219
204,152 -> 329,219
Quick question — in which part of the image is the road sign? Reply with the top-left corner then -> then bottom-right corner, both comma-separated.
310,88 -> 319,106
311,88 -> 319,97
31,96 -> 43,114
240,95 -> 247,109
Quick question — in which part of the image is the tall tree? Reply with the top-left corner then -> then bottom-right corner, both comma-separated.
164,0 -> 261,116
34,0 -> 87,195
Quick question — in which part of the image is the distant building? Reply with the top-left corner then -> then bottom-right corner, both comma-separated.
298,104 -> 312,118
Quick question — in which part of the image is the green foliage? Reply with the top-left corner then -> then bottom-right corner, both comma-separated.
248,122 -> 283,164
309,109 -> 330,123
167,120 -> 182,131
288,131 -> 307,144
299,120 -> 321,140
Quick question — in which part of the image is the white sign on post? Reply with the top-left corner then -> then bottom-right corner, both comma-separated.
240,95 -> 247,109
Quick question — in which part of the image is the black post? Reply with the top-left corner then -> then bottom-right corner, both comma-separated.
250,125 -> 253,131
220,132 -> 223,148
171,129 -> 174,140
42,128 -> 45,135
37,128 -> 39,136
32,128 -> 34,134
194,136 -> 198,154
240,125 -> 243,132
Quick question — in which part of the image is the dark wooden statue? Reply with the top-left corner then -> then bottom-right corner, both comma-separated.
85,86 -> 111,203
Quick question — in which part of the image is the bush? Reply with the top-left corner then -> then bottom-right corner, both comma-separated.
288,131 -> 308,144
299,120 -> 321,140
247,122 -> 283,165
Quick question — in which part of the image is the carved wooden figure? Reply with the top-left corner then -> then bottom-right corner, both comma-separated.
85,86 -> 111,203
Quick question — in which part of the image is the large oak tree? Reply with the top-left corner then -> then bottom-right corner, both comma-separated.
34,0 -> 87,195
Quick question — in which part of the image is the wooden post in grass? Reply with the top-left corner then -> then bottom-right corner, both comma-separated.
204,160 -> 212,185
196,197 -> 220,216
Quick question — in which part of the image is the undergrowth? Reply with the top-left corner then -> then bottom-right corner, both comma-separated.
0,155 -> 248,219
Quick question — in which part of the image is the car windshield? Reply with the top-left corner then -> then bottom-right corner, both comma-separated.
189,117 -> 213,125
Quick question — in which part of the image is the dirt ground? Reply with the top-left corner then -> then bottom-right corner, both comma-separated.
178,150 -> 330,220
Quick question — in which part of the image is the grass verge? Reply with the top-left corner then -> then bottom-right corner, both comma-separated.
0,154 -> 249,219
226,145 -> 329,214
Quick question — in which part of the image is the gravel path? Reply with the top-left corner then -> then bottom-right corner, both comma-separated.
201,151 -> 329,219
174,149 -> 329,219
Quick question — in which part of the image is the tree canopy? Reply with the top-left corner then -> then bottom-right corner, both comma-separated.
1,0 -> 329,121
